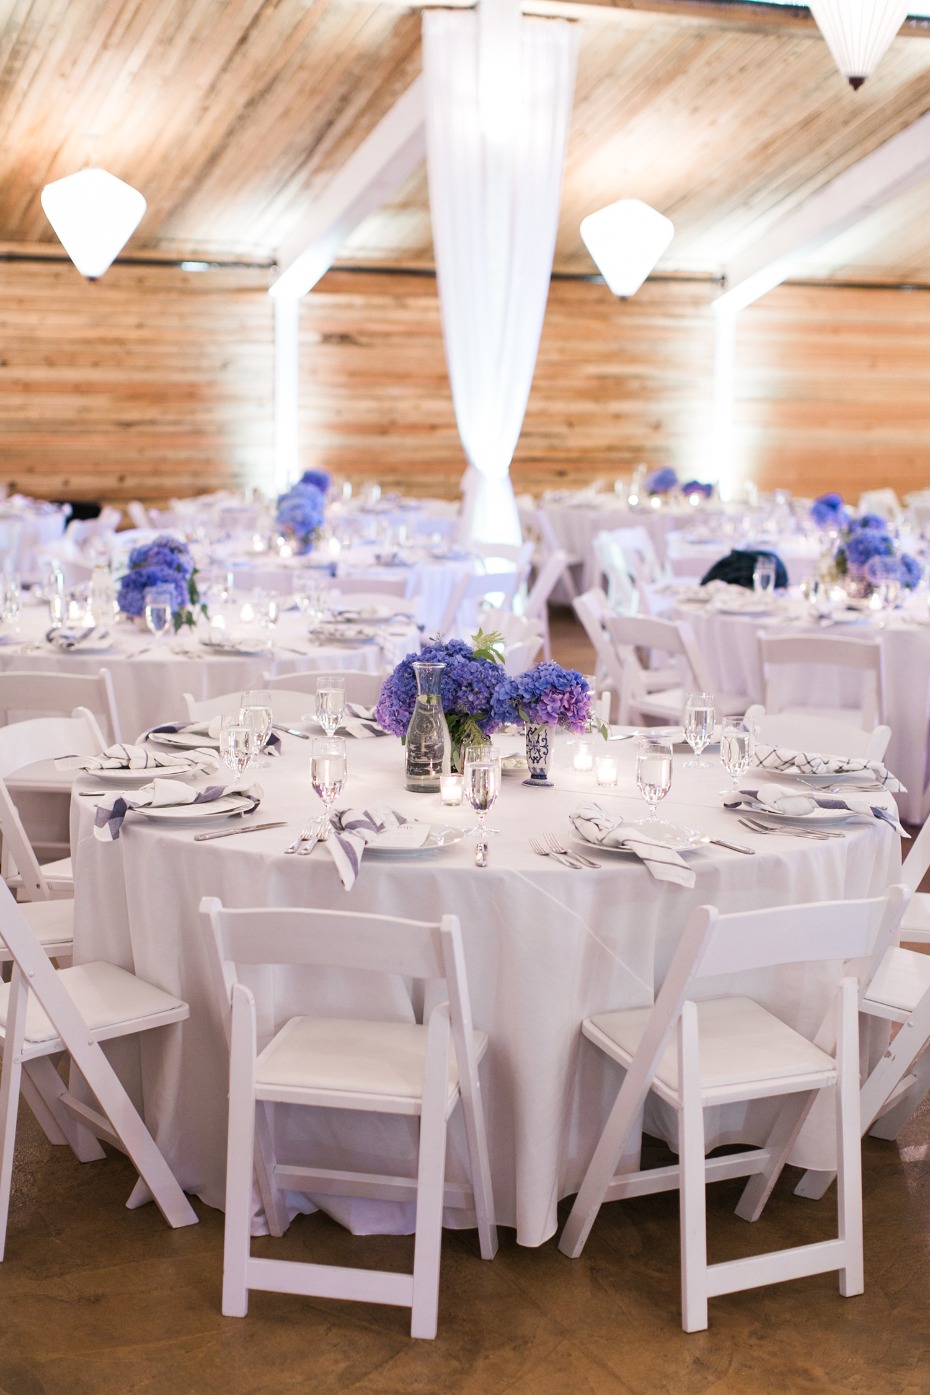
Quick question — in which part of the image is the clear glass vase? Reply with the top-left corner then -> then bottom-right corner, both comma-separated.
404,661 -> 451,793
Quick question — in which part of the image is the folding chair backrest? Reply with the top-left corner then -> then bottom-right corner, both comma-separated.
759,633 -> 883,729
260,670 -> 386,707
593,533 -> 637,614
605,614 -> 711,693
573,590 -> 625,697
440,569 -> 519,637
0,670 -> 118,744
332,574 -> 412,598
524,549 -> 568,622
744,704 -> 891,761
0,710 -> 103,899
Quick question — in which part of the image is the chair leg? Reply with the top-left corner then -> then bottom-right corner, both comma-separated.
0,1039 -> 23,1261
867,1047 -> 930,1140
862,996 -> 930,1141
559,1066 -> 651,1260
254,1101 -> 288,1239
678,1004 -> 709,1333
456,1066 -> 497,1261
223,991 -> 258,1317
734,1090 -> 817,1223
410,1007 -> 451,1340
836,981 -> 864,1298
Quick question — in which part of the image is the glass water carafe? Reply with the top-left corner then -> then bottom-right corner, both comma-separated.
404,661 -> 451,793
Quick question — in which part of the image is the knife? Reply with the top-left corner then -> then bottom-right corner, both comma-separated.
194,821 -> 287,842
272,724 -> 310,739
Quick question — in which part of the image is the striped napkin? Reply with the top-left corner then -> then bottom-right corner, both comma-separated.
325,804 -> 422,890
93,778 -> 262,841
569,803 -> 695,887
723,783 -> 905,833
46,625 -> 110,650
753,742 -> 904,791
148,718 -> 282,755
341,704 -> 387,739
56,742 -> 220,775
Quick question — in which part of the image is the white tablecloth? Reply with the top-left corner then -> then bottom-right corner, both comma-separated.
70,730 -> 900,1246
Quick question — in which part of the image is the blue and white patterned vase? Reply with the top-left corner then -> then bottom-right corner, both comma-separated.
523,723 -> 554,788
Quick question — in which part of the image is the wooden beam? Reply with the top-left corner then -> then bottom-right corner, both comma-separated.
269,75 -> 426,301
716,105 -> 930,313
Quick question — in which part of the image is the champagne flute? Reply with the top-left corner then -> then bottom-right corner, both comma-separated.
635,737 -> 673,824
683,691 -> 715,768
464,747 -> 501,857
219,716 -> 256,778
315,675 -> 346,737
239,689 -> 273,768
143,585 -> 174,646
720,718 -> 754,795
310,736 -> 346,840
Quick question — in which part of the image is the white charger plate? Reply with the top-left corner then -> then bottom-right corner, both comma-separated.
199,639 -> 270,656
763,768 -> 881,789
137,795 -> 255,823
577,821 -> 702,855
82,766 -> 195,787
729,799 -> 862,825
366,824 -> 464,855
145,729 -> 221,750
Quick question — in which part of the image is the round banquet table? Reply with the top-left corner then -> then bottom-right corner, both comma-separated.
0,602 -> 418,742
673,592 -> 930,824
69,727 -> 901,1247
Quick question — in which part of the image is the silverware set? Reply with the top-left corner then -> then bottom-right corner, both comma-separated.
284,820 -> 324,855
737,815 -> 845,841
530,834 -> 600,869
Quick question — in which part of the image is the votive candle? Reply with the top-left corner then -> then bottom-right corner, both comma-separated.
573,741 -> 594,773
440,772 -> 464,806
596,754 -> 619,787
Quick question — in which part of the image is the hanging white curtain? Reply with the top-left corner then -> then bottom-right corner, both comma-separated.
422,9 -> 578,546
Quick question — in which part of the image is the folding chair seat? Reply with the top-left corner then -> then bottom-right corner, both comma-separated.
743,705 -> 891,763
605,614 -> 749,726
202,897 -> 497,1339
0,880 -> 197,1256
558,887 -> 908,1331
261,670 -> 386,708
758,633 -> 885,732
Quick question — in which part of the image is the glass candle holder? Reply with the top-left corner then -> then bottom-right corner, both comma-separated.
595,754 -> 619,788
440,772 -> 464,806
573,740 -> 594,773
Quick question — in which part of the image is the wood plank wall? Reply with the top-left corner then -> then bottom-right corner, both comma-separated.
1,261 -> 928,510
0,261 -> 275,505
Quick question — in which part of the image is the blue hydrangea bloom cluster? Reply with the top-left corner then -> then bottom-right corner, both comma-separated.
298,469 -> 332,495
275,480 -> 326,551
832,512 -> 920,590
645,467 -> 678,495
375,637 -> 507,747
681,480 -> 713,499
117,535 -> 196,619
811,492 -> 849,528
492,662 -> 592,734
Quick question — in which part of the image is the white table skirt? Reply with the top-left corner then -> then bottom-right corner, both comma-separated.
70,732 -> 900,1247
676,601 -> 930,824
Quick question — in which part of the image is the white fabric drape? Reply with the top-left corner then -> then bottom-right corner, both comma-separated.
423,10 -> 577,546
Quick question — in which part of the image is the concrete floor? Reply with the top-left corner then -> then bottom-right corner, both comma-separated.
1,609 -> 928,1395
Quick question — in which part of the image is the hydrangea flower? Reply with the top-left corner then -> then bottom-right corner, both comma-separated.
275,481 -> 326,551
810,493 -> 849,528
845,529 -> 894,570
645,467 -> 678,496
900,553 -> 922,589
375,635 -> 508,750
681,480 -> 713,499
849,512 -> 888,532
116,536 -> 201,628
491,662 -> 592,734
299,469 -> 332,495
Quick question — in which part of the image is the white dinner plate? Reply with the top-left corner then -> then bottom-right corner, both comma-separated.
501,755 -> 528,775
81,766 -> 194,787
199,639 -> 270,656
145,729 -> 221,750
761,768 -> 881,789
137,795 -> 256,823
575,822 -> 703,855
728,798 -> 863,825
309,623 -> 378,643
713,603 -> 780,617
47,641 -> 117,655
366,824 -> 465,855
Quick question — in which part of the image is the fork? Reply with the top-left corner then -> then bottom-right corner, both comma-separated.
284,825 -> 313,854
738,816 -> 842,841
530,836 -> 582,869
545,832 -> 600,868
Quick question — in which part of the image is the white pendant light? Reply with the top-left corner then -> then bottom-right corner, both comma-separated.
40,168 -> 146,279
580,198 -> 674,298
808,0 -> 910,88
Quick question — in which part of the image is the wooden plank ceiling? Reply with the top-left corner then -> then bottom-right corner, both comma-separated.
3,0 -> 930,284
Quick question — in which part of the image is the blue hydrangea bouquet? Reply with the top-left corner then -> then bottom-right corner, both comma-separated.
821,508 -> 920,596
275,470 -> 329,553
116,535 -> 204,631
376,632 -> 508,755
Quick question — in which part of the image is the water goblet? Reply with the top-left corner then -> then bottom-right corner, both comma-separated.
310,735 -> 347,840
752,555 -> 777,597
719,717 -> 754,796
143,585 -> 174,645
219,715 -> 256,779
239,688 -> 273,768
315,675 -> 346,737
683,691 -> 715,768
463,746 -> 501,854
635,737 -> 673,825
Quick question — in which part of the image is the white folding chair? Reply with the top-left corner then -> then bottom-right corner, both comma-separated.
0,878 -> 197,1257
593,532 -> 638,614
530,507 -> 583,601
857,489 -> 900,518
0,668 -> 121,744
605,614 -> 749,726
495,613 -> 544,675
522,548 -> 568,660
558,886 -> 908,1332
743,704 -> 891,762
203,898 -> 497,1340
331,574 -> 412,599
758,633 -> 885,732
439,568 -> 520,638
261,670 -> 386,708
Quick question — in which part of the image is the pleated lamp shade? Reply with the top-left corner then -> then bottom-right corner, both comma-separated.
808,0 -> 910,88
580,199 -> 674,298
40,168 -> 146,279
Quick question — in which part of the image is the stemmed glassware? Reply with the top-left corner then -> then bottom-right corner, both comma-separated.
315,675 -> 346,736
463,745 -> 501,852
752,556 -> 777,597
143,585 -> 174,646
310,736 -> 347,840
720,717 -> 754,796
683,691 -> 715,768
635,737 -> 673,826
219,714 -> 256,778
239,689 -> 273,768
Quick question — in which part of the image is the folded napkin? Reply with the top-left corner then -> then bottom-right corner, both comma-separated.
723,783 -> 905,833
341,703 -> 387,739
325,804 -> 416,890
569,803 -> 695,887
46,625 -> 110,651
56,742 -> 220,774
753,742 -> 905,792
94,778 -> 262,840
148,718 -> 282,755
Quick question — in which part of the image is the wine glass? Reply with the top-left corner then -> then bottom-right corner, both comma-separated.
683,691 -> 715,768
219,716 -> 256,778
752,555 -> 777,597
463,746 -> 501,850
315,675 -> 346,736
143,585 -> 174,645
635,737 -> 673,824
239,689 -> 273,768
720,717 -> 754,795
310,736 -> 347,840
